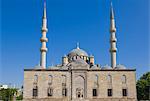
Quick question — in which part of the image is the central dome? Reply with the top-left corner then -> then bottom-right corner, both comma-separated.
68,47 -> 88,57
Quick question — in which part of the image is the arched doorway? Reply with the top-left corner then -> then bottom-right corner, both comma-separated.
74,75 -> 85,99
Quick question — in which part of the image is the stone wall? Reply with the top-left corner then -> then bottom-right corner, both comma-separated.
23,70 -> 137,101
86,71 -> 137,99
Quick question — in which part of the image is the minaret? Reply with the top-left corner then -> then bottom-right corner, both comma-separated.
109,2 -> 117,69
40,0 -> 48,69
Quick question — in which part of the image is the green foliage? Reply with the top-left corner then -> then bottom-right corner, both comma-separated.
16,94 -> 23,100
137,72 -> 150,100
0,88 -> 17,101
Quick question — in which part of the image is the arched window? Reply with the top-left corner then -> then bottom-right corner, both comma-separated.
47,87 -> 53,96
62,75 -> 67,86
93,74 -> 99,88
94,74 -> 98,85
33,86 -> 38,97
107,75 -> 112,84
48,75 -> 53,85
62,88 -> 67,97
34,75 -> 38,83
122,75 -> 126,84
95,74 -> 98,83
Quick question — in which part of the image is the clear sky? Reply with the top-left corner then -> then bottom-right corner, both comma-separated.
0,0 -> 149,87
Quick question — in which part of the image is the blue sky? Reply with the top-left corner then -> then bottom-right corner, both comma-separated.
1,0 -> 149,87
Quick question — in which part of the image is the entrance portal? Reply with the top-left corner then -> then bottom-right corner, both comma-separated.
74,75 -> 85,99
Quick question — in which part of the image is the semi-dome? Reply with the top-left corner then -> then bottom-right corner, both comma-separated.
73,58 -> 88,64
115,64 -> 126,69
68,47 -> 88,57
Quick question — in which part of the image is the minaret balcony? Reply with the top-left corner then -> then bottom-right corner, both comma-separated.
40,48 -> 48,52
40,37 -> 48,42
110,38 -> 117,42
41,27 -> 48,32
110,28 -> 116,33
109,48 -> 117,52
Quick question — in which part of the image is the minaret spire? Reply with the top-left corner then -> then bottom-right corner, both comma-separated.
43,0 -> 46,19
40,0 -> 48,69
110,2 -> 114,19
109,1 -> 117,69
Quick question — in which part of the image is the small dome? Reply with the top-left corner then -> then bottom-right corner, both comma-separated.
115,64 -> 126,69
101,65 -> 112,70
34,65 -> 41,69
68,47 -> 88,57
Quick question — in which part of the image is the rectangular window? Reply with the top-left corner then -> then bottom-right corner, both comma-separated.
48,88 -> 53,96
62,88 -> 67,96
122,89 -> 127,96
108,89 -> 112,96
33,88 -> 38,97
93,89 -> 97,96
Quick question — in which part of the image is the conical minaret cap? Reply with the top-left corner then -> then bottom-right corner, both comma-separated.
110,1 -> 116,33
110,2 -> 114,19
42,0 -> 48,32
43,0 -> 47,19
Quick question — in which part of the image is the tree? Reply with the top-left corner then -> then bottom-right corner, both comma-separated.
0,88 -> 17,101
137,72 -> 150,100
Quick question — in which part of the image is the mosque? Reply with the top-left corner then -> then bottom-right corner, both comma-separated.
23,1 -> 137,101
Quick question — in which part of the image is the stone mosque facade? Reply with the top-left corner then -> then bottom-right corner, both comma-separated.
23,1 -> 137,101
